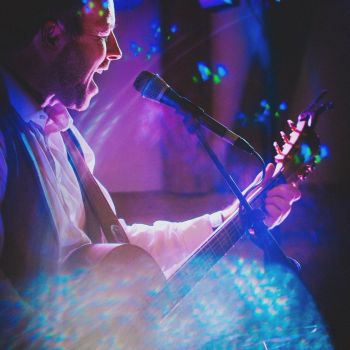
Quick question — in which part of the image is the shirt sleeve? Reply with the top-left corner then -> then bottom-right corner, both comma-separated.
120,214 -> 217,278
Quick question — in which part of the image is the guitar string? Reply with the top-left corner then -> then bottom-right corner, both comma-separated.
159,217 -> 245,314
169,216 -> 244,289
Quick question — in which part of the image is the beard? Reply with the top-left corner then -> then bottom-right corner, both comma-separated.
52,40 -> 97,111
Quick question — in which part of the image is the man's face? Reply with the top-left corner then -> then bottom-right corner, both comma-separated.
53,0 -> 121,111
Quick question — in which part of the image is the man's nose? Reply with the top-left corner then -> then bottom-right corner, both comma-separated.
107,31 -> 122,60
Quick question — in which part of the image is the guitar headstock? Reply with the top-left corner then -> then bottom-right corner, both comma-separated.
274,92 -> 333,183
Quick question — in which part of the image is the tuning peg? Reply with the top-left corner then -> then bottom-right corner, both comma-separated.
287,120 -> 299,132
273,141 -> 283,155
280,131 -> 291,144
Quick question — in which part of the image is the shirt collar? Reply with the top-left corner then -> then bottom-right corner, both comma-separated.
0,67 -> 73,133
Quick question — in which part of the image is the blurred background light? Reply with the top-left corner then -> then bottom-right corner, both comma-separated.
199,0 -> 239,8
115,0 -> 144,11
198,0 -> 239,10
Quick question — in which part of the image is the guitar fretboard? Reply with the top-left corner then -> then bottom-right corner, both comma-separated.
152,211 -> 245,318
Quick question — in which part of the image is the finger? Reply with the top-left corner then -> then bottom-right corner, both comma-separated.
264,196 -> 291,214
252,163 -> 275,187
266,184 -> 301,203
264,203 -> 291,228
265,163 -> 275,179
261,163 -> 275,183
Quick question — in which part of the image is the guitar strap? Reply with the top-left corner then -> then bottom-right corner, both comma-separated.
62,130 -> 129,244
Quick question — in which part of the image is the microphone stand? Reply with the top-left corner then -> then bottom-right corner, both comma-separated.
180,111 -> 300,275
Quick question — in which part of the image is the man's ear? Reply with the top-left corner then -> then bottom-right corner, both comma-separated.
40,20 -> 66,50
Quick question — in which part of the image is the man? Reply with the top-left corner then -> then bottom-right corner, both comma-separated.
0,0 -> 300,348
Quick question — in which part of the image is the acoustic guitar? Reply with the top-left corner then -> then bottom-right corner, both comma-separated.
61,95 -> 332,349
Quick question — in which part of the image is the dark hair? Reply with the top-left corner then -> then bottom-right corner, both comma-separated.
0,0 -> 84,56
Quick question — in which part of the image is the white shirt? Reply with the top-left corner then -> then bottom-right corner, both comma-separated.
0,70 -> 223,278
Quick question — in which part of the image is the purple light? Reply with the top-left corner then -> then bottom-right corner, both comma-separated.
198,0 -> 235,8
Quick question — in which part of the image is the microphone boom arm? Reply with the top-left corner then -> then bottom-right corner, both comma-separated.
134,71 -> 256,155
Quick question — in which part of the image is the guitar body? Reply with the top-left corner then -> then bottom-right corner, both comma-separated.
61,244 -> 166,349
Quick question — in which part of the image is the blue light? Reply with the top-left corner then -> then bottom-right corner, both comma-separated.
151,20 -> 162,39
170,24 -> 179,34
301,143 -> 312,162
320,144 -> 330,159
151,19 -> 160,30
217,64 -> 228,77
198,0 -> 235,8
279,102 -> 288,111
197,62 -> 212,81
260,99 -> 268,108
130,41 -> 142,56
256,112 -> 268,123
114,0 -> 143,10
236,112 -> 248,127
84,5 -> 91,14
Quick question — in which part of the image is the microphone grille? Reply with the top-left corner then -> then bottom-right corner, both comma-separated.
133,71 -> 168,101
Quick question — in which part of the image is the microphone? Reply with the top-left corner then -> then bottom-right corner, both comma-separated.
133,71 -> 255,154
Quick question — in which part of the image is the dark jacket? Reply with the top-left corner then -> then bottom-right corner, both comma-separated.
0,83 -> 105,348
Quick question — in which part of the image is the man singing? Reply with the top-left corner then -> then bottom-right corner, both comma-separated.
0,0 -> 300,347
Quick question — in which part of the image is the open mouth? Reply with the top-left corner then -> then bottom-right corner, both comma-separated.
87,68 -> 108,96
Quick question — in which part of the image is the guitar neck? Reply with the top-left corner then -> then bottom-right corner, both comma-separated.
170,208 -> 243,284
151,211 -> 243,318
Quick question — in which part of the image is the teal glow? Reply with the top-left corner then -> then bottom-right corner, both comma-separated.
15,258 -> 332,348
300,143 -> 313,162
197,62 -> 212,81
217,64 -> 228,77
156,258 -> 333,349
